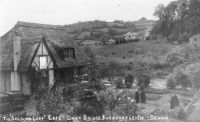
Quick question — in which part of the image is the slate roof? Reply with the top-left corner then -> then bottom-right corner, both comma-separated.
0,21 -> 90,71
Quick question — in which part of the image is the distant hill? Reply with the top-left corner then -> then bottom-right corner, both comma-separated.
62,19 -> 155,44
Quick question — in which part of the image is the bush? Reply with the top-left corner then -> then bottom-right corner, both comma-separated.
74,89 -> 105,117
166,52 -> 184,67
170,95 -> 179,109
167,77 -> 176,89
117,90 -> 137,117
36,89 -> 66,116
176,70 -> 191,88
125,74 -> 134,88
185,63 -> 200,89
115,78 -> 124,88
177,107 -> 186,120
167,69 -> 192,89
73,81 -> 105,117
137,74 -> 150,88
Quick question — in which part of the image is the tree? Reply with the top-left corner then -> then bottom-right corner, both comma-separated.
152,0 -> 200,42
170,94 -> 179,109
131,61 -> 151,88
153,4 -> 165,19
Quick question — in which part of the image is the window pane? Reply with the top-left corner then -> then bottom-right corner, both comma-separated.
40,57 -> 47,69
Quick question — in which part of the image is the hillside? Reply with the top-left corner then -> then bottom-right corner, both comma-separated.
62,19 -> 155,43
93,40 -> 174,64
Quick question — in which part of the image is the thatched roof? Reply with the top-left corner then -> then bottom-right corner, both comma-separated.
0,21 -> 90,71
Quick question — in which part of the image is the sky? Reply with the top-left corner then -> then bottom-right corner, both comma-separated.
0,0 -> 174,36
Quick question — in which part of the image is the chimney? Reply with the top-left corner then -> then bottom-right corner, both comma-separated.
13,30 -> 22,71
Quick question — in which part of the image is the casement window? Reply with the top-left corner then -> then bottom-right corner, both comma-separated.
64,48 -> 75,59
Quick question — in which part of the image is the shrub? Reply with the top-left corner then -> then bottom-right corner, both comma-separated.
166,52 -> 184,67
177,107 -> 186,120
74,89 -> 105,117
176,70 -> 191,88
170,95 -> 179,109
117,90 -> 137,117
115,78 -> 124,88
125,74 -> 134,88
137,74 -> 150,88
98,89 -> 120,121
167,77 -> 176,89
131,61 -> 151,88
35,89 -> 66,116
167,69 -> 192,89
73,81 -> 105,117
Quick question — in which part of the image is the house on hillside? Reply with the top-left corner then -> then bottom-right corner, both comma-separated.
0,21 -> 90,95
113,36 -> 125,44
123,32 -> 139,42
105,39 -> 116,45
189,34 -> 200,47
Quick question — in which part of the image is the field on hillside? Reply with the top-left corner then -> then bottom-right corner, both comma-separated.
93,40 -> 175,64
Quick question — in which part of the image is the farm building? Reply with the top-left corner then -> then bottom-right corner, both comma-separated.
123,32 -> 139,42
0,21 -> 90,95
106,39 -> 116,45
189,34 -> 200,47
113,36 -> 125,44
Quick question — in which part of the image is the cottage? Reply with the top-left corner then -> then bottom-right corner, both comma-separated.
189,34 -> 200,47
113,36 -> 125,44
106,39 -> 116,45
123,32 -> 139,42
0,21 -> 90,95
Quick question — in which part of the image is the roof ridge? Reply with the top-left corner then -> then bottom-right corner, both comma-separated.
17,21 -> 64,30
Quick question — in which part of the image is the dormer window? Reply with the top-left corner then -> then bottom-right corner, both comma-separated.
64,47 -> 75,59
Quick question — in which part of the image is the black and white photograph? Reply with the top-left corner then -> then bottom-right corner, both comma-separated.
0,0 -> 200,121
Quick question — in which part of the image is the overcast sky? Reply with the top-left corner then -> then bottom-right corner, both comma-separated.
0,0 -> 174,36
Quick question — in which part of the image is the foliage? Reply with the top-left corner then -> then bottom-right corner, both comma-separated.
167,68 -> 191,89
177,107 -> 186,120
98,61 -> 125,80
98,89 -> 120,111
74,88 -> 105,117
73,80 -> 105,117
185,63 -> 200,89
137,74 -> 150,88
165,51 -> 184,67
116,90 -> 137,117
98,89 -> 120,121
131,61 -> 151,88
28,67 -> 49,99
176,71 -> 191,88
125,74 -> 134,88
35,87 -> 70,117
170,95 -> 179,109
115,77 -> 125,89
167,75 -> 176,89
151,0 -> 200,42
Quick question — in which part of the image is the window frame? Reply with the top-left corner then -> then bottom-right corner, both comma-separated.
64,47 -> 75,59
